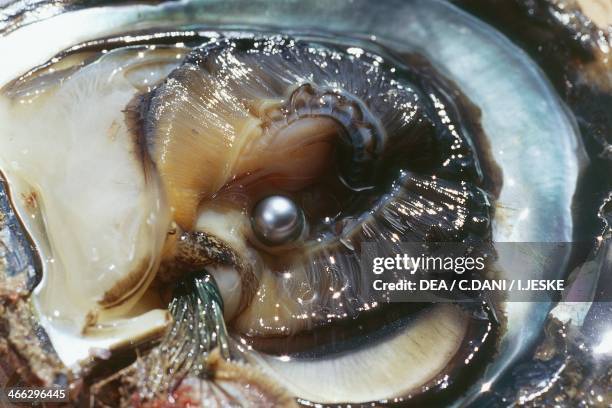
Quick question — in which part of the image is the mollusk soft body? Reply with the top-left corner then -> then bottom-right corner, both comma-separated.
0,0 -> 592,406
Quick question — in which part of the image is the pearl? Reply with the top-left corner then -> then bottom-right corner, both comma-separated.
251,195 -> 304,246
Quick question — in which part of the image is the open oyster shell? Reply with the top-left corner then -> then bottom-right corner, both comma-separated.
0,0 -> 610,406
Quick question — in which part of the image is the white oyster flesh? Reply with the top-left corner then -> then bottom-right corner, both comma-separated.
248,304 -> 469,404
0,47 -> 185,366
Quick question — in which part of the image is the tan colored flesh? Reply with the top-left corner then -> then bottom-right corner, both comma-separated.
578,0 -> 612,27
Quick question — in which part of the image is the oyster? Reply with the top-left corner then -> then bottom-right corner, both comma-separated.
0,0 -> 610,407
